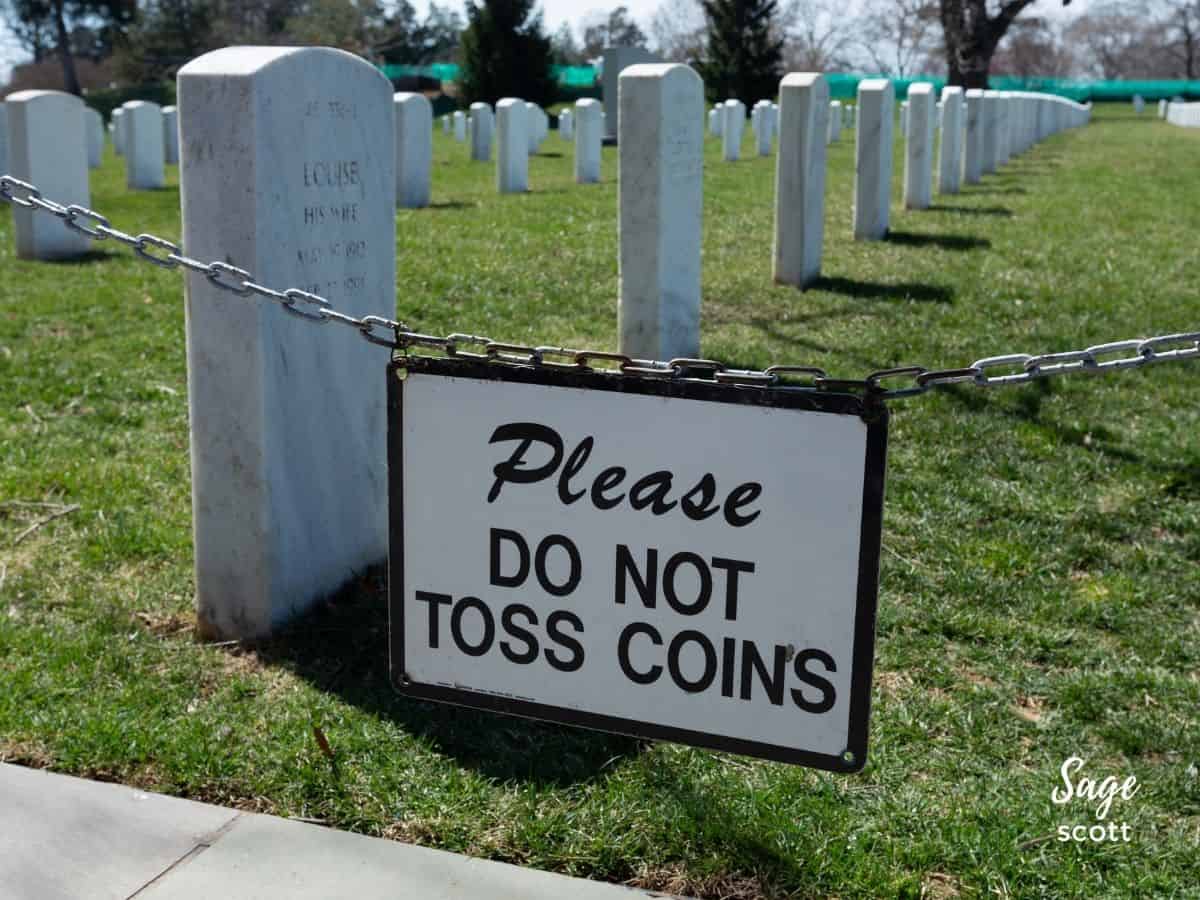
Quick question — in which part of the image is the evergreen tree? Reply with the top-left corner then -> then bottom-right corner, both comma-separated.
698,0 -> 783,106
458,0 -> 555,107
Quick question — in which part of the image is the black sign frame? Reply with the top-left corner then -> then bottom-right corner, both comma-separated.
387,356 -> 888,773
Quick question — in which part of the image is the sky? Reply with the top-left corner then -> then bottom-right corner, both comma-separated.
530,0 -> 661,33
0,0 -> 1096,85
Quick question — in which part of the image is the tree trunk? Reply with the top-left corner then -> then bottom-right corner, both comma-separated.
939,0 -> 1037,89
51,0 -> 82,96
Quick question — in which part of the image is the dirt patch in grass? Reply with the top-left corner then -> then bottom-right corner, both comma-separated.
876,670 -> 915,696
921,871 -> 962,899
0,739 -> 54,769
134,609 -> 195,637
629,863 -> 771,900
1013,695 -> 1046,723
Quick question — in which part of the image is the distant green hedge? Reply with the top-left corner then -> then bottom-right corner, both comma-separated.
84,83 -> 175,122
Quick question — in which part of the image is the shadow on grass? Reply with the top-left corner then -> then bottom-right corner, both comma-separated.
636,762 -> 813,893
248,574 -> 644,787
938,380 -> 1200,497
885,231 -> 991,251
736,319 -> 893,374
811,275 -> 954,303
426,200 -> 477,210
1002,164 -> 1058,176
42,250 -> 118,265
928,204 -> 1013,218
960,186 -> 1028,196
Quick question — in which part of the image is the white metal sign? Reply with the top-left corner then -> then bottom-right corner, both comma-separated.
388,359 -> 887,772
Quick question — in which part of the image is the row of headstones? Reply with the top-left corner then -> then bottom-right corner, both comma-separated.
444,102 -> 553,154
109,101 -> 181,185
904,85 -> 1088,206
0,92 -> 191,258
841,82 -> 1089,262
395,96 -> 608,206
710,97 -> 852,160
0,49 -> 1092,638
1163,99 -> 1200,127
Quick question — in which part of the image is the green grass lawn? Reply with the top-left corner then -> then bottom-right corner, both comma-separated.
2,104 -> 1198,898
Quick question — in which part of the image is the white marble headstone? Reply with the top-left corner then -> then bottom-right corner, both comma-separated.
574,98 -> 601,184
176,46 -> 394,640
753,99 -> 772,155
963,89 -> 984,184
525,102 -> 540,154
496,98 -> 528,193
122,100 -> 165,190
996,93 -> 1012,165
395,92 -> 432,208
853,79 -> 893,241
469,102 -> 493,162
0,105 -> 8,175
981,91 -> 999,174
452,110 -> 466,142
162,105 -> 179,164
559,108 -> 573,140
937,86 -> 963,195
618,64 -> 703,361
722,99 -> 745,161
112,107 -> 125,155
4,90 -> 90,260
84,107 -> 103,168
903,83 -> 934,210
774,73 -> 828,288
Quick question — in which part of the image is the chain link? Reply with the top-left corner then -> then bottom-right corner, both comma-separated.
3,174 -> 1198,401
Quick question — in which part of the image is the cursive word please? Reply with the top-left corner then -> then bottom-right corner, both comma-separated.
487,422 -> 763,527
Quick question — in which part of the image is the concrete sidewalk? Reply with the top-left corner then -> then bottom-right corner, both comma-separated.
0,763 -> 677,899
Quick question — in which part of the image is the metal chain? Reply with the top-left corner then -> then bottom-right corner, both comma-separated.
3,174 -> 1198,400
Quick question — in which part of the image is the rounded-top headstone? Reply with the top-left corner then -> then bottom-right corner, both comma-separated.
4,90 -> 90,260
112,106 -> 125,155
0,105 -> 9,175
122,100 -> 165,189
84,107 -> 104,168
774,73 -> 829,288
162,104 -> 179,165
394,92 -> 432,207
617,63 -> 703,360
574,98 -> 602,184
176,46 -> 395,640
496,98 -> 528,193
468,101 -> 493,162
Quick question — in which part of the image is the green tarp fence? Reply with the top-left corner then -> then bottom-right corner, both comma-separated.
379,64 -> 1200,102
380,63 -> 597,88
824,74 -> 1200,102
